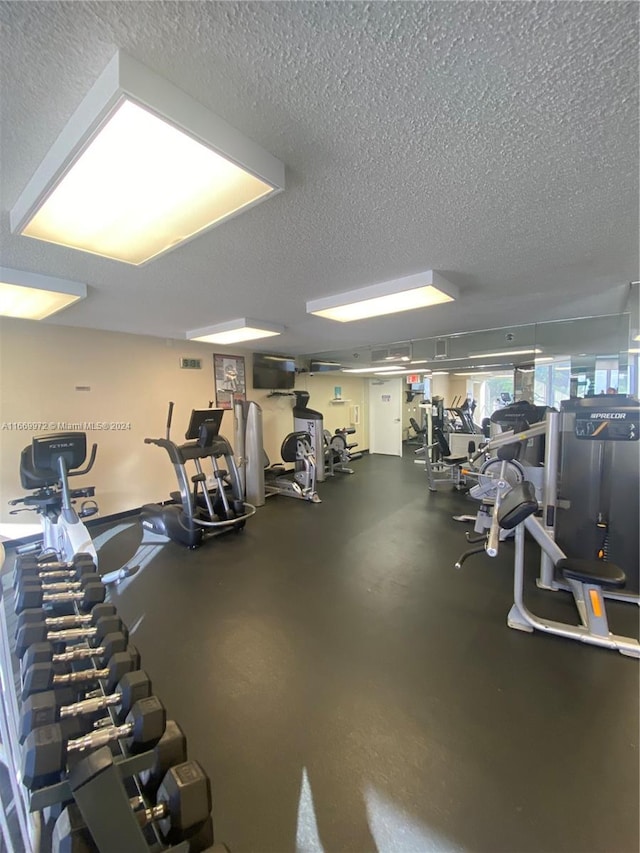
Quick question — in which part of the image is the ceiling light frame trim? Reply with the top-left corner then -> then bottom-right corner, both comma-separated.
306,270 -> 458,323
10,51 -> 285,264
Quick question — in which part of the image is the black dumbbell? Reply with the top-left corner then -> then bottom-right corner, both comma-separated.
14,579 -> 106,615
22,695 -> 166,789
52,760 -> 211,852
139,719 -> 188,799
20,631 -> 130,678
13,563 -> 98,587
21,648 -> 139,699
16,552 -> 95,572
15,614 -> 126,659
15,603 -> 116,638
14,574 -> 103,601
19,669 -> 153,743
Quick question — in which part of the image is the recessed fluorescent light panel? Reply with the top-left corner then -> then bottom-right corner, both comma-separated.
187,318 -> 284,345
0,267 -> 86,320
374,369 -> 419,375
10,52 -> 285,265
307,270 -> 458,323
342,366 -> 406,374
469,348 -> 542,359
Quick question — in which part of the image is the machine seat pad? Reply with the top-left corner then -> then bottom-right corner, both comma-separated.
497,481 -> 538,529
444,454 -> 467,465
558,558 -> 626,589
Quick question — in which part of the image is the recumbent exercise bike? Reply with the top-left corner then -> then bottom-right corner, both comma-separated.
9,433 -> 134,584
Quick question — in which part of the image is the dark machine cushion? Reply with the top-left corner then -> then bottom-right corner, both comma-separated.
497,481 -> 538,529
19,446 -> 58,490
557,558 -> 626,589
497,442 -> 522,462
281,431 -> 310,463
410,417 -> 426,436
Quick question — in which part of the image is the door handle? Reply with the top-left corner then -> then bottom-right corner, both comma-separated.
394,418 -> 401,422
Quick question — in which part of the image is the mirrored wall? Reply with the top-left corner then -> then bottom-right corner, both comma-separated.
411,313 -> 634,423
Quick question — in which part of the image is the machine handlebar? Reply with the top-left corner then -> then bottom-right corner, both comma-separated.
165,401 -> 174,440
67,443 -> 98,478
486,458 -> 509,557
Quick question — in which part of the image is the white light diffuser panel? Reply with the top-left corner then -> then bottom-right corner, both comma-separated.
187,318 -> 284,345
307,271 -> 458,322
10,52 -> 285,265
0,268 -> 86,320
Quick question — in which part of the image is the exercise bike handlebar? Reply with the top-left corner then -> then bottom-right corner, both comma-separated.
67,442 -> 97,478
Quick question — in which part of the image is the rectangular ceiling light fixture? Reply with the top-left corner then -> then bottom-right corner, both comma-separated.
468,348 -> 542,359
0,267 -> 86,320
306,270 -> 458,323
187,318 -> 284,345
341,365 -> 407,374
10,52 -> 285,265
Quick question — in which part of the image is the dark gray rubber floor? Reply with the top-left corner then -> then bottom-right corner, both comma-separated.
92,450 -> 639,853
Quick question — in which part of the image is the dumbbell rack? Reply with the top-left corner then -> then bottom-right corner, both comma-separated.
1,567 -> 40,852
0,557 -> 192,853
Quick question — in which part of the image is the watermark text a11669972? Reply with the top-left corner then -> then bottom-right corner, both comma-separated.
1,421 -> 132,431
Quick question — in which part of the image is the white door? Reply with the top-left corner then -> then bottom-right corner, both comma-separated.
368,378 -> 403,456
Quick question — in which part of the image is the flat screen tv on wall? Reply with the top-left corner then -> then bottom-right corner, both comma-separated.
252,353 -> 296,390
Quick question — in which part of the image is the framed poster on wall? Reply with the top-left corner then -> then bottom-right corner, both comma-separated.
213,354 -> 246,410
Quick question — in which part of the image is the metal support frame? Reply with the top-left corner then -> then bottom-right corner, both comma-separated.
507,515 -> 640,658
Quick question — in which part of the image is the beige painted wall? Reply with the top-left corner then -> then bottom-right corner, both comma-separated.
0,318 -> 368,529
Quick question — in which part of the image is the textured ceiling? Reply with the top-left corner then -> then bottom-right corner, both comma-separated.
1,1 -> 638,363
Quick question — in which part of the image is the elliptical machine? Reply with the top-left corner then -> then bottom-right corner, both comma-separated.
142,403 -> 256,548
8,433 -> 135,584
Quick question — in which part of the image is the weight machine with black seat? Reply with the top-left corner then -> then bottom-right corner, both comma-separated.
541,395 -> 640,604
453,403 -> 551,559
453,409 -> 640,657
497,480 -> 639,657
233,399 -> 321,504
407,417 -> 427,447
323,427 -> 362,476
415,427 -> 470,492
264,431 -> 321,502
142,403 -> 256,548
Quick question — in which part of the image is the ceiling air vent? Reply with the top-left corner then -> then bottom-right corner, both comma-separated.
434,339 -> 448,359
371,343 -> 412,363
